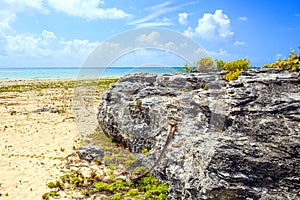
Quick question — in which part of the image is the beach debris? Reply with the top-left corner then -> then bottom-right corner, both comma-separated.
10,110 -> 17,115
77,145 -> 105,163
31,107 -> 61,113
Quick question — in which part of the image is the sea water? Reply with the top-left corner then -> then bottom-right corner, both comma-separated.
0,67 -> 182,81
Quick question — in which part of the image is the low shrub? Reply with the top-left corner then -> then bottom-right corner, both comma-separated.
262,48 -> 300,71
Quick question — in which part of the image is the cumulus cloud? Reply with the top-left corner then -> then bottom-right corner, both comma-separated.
183,27 -> 195,38
184,10 -> 234,41
0,0 -> 131,66
136,31 -> 161,45
0,11 -> 16,31
1,29 -> 100,66
136,31 -> 178,51
234,41 -> 246,46
47,0 -> 131,20
238,16 -> 248,21
178,12 -> 188,25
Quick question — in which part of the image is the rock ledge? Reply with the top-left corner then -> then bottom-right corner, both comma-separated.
97,69 -> 300,199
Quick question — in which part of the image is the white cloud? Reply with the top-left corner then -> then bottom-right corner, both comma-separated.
129,1 -> 174,27
136,31 -> 161,47
129,1 -> 193,28
178,12 -> 188,25
42,30 -> 57,39
183,27 -> 195,38
184,10 -> 234,41
1,29 -> 100,66
0,0 -> 47,13
134,17 -> 173,28
0,0 -> 47,31
238,16 -> 248,21
47,0 -> 131,20
0,11 -> 16,31
206,48 -> 238,61
0,1 -> 47,33
0,0 -> 130,21
234,41 -> 246,46
135,31 -> 179,52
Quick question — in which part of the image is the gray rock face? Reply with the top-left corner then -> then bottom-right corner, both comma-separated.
77,145 -> 104,162
97,69 -> 300,199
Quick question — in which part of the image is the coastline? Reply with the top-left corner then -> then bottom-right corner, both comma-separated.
0,67 -> 181,81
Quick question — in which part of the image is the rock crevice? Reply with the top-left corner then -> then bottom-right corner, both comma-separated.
97,69 -> 300,199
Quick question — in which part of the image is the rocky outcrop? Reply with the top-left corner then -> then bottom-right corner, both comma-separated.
97,69 -> 300,199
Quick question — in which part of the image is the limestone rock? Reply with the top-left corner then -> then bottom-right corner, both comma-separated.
97,69 -> 300,199
77,145 -> 104,162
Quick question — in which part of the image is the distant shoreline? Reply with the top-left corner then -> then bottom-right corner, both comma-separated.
0,67 -> 182,81
0,66 -> 180,69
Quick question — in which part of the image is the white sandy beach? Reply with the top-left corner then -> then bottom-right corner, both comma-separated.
0,80 -> 87,199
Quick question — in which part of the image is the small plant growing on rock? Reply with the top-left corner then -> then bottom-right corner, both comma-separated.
195,57 -> 214,72
182,62 -> 195,73
262,48 -> 300,71
141,147 -> 150,156
215,59 -> 226,70
223,58 -> 251,81
136,99 -> 143,110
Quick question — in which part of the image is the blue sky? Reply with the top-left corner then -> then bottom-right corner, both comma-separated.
0,0 -> 299,68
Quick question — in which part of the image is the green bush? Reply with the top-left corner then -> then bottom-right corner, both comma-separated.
215,59 -> 226,70
224,58 -> 250,72
195,57 -> 214,72
182,62 -> 195,73
223,58 -> 250,81
180,57 -> 250,81
224,70 -> 242,81
262,49 -> 300,71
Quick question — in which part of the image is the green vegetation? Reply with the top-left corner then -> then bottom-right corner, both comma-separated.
43,128 -> 169,199
182,57 -> 214,73
182,48 -> 300,81
223,58 -> 251,81
141,147 -> 150,156
183,62 -> 196,73
0,78 -> 119,93
215,59 -> 226,70
69,169 -> 166,199
262,48 -> 300,71
43,159 -> 168,200
136,100 -> 143,110
181,57 -> 251,81
195,57 -> 214,72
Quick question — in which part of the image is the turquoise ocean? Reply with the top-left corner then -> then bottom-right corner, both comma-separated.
0,67 -> 182,81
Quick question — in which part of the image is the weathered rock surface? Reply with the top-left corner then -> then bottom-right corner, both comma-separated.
97,69 -> 300,199
77,145 -> 105,162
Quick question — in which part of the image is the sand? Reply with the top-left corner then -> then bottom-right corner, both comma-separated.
0,80 -> 95,199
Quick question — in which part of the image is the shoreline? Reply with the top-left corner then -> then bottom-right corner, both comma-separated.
0,77 -> 121,83
0,67 -> 181,81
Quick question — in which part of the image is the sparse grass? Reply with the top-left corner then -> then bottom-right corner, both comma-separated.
0,78 -> 119,93
44,167 -> 168,199
1,153 -> 65,160
44,128 -> 169,199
